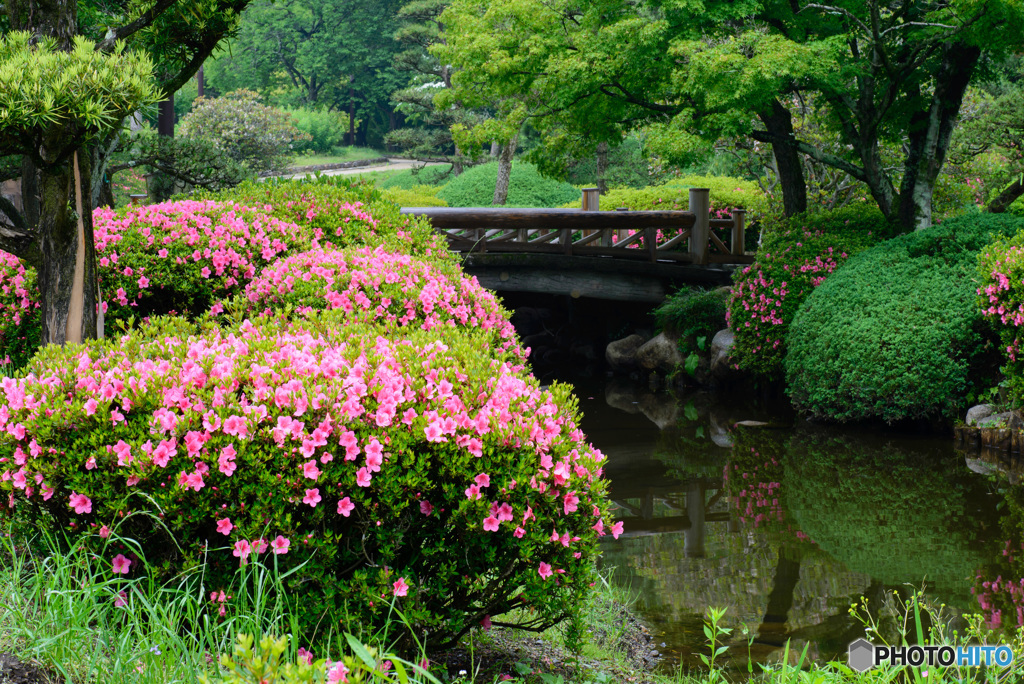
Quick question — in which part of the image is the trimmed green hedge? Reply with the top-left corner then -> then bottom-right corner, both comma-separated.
378,164 -> 455,190
437,161 -> 580,208
785,212 -> 1024,423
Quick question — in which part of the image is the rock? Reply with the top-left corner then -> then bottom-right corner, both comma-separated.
977,411 -> 1022,429
605,378 -> 642,414
634,332 -> 684,373
709,328 -> 736,377
966,404 -> 997,426
638,392 -> 680,429
735,420 -> 771,427
605,334 -> 647,371
709,411 -> 734,448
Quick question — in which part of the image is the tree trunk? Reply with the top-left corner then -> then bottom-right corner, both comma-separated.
37,151 -> 100,344
492,134 -> 518,205
595,141 -> 609,195
348,87 -> 356,146
157,95 -> 175,137
898,45 -> 981,231
988,177 -> 1024,213
758,101 -> 807,217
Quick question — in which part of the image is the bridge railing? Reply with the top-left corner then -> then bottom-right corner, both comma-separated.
400,187 -> 753,265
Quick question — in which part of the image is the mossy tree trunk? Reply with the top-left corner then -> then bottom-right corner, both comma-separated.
492,133 -> 518,205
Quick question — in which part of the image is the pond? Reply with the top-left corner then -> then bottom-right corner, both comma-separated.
565,375 -> 1019,675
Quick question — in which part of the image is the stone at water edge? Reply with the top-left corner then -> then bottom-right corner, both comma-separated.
709,328 -> 736,377
606,333 -> 648,371
976,411 -> 1022,429
635,332 -> 683,373
965,403 -> 996,426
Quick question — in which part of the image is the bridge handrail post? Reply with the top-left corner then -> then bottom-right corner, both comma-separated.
645,225 -> 657,263
689,188 -> 710,265
560,227 -> 572,255
731,209 -> 746,255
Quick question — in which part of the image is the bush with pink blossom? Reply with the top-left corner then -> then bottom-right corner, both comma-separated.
0,314 -> 616,649
726,205 -> 888,378
91,199 -> 313,325
0,252 -> 40,370
237,247 -> 525,360
201,177 -> 448,257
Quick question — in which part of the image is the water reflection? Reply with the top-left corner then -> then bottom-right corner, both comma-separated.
574,378 -> 1005,673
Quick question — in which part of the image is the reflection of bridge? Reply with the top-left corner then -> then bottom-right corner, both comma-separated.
401,188 -> 755,302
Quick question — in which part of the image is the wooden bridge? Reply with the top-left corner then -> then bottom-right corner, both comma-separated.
401,188 -> 754,301
400,187 -> 754,266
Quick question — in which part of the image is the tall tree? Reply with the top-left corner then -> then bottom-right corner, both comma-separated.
437,0 -> 1024,230
1,0 -> 253,345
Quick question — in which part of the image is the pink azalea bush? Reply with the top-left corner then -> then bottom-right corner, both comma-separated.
92,200 -> 312,324
238,247 -> 525,360
202,177 -> 448,257
0,315 -> 615,648
976,223 -> 1024,405
0,252 -> 40,370
726,206 -> 887,377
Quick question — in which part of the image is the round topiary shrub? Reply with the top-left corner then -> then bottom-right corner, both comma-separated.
93,200 -> 312,324
0,314 -> 616,649
785,213 -> 1024,423
727,205 -> 889,378
437,161 -> 580,208
239,247 -> 525,360
0,252 -> 40,371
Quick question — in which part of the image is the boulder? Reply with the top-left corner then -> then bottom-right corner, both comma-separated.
966,404 -> 997,426
708,328 -> 736,377
606,334 -> 648,371
977,411 -> 1022,429
634,332 -> 684,373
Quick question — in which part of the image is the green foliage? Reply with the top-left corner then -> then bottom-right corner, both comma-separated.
109,128 -> 255,195
380,185 -> 447,207
785,212 -> 1024,423
0,253 -> 40,372
0,32 -> 158,156
436,161 -> 579,208
200,633 -> 432,684
727,205 -> 889,378
559,175 -> 769,220
378,164 -> 454,189
285,108 -> 352,155
178,91 -> 309,175
653,288 -> 727,347
560,136 -> 669,189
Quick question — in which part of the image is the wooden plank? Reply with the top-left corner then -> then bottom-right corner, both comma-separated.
447,239 -> 697,262
657,230 -> 691,251
573,231 -> 604,246
689,189 -> 710,265
710,232 -> 730,254
615,231 -> 644,248
402,206 -> 696,230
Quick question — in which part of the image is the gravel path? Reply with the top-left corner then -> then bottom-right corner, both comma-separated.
280,158 -> 441,180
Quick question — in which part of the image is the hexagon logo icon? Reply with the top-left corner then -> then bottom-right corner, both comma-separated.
848,638 -> 875,672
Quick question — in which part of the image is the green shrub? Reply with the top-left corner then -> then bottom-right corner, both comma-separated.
785,212 -> 1024,423
559,175 -> 769,220
653,288 -> 727,346
178,91 -> 309,175
974,219 -> 1024,406
284,108 -> 351,155
378,164 -> 455,190
1,314 -> 615,651
727,205 -> 889,378
437,161 -> 580,208
381,185 -> 447,208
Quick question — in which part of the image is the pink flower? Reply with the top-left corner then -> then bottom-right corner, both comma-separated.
302,460 -> 320,480
271,535 -> 290,555
327,661 -> 349,683
464,484 -> 481,500
297,647 -> 313,665
114,590 -> 128,608
355,467 -> 372,487
419,500 -> 433,516
84,398 -> 98,416
70,492 -> 92,514
610,521 -> 624,539
538,562 -> 553,579
138,276 -> 149,289
99,525 -> 111,539
233,539 -> 251,561
216,517 -> 233,535
111,554 -> 131,574
337,497 -> 355,517
392,577 -> 410,597
252,538 -> 268,554
475,473 -> 490,488
483,515 -> 500,532
303,488 -> 321,507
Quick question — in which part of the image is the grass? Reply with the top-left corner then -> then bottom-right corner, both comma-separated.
4,529 -> 1024,684
290,147 -> 388,167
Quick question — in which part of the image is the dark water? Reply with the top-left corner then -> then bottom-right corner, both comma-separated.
570,376 -> 1019,673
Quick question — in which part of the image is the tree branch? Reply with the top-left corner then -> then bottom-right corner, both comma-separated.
96,0 -> 181,51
